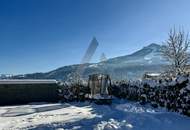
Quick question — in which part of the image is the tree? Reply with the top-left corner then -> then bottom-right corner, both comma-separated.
161,28 -> 190,75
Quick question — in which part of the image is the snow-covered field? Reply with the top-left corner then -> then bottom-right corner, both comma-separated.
0,100 -> 190,130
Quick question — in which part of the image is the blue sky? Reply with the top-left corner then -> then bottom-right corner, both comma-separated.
0,0 -> 190,74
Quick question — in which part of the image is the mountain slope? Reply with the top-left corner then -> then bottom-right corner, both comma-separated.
12,43 -> 168,81
107,43 -> 166,65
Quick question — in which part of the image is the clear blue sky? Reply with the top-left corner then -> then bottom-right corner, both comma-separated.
0,0 -> 190,74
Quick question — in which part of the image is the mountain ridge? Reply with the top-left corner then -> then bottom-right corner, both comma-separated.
10,43 -> 167,81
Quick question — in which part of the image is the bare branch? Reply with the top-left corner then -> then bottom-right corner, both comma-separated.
161,27 -> 190,75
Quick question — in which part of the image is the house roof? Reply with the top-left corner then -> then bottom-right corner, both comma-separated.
0,79 -> 57,84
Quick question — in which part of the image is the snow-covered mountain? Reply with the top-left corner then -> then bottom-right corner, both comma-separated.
99,43 -> 168,80
12,43 -> 168,80
107,43 -> 167,65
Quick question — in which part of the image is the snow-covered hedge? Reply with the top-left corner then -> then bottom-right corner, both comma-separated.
58,75 -> 190,116
58,82 -> 90,102
111,74 -> 190,117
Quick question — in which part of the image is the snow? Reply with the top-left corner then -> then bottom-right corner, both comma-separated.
116,102 -> 155,113
0,100 -> 189,130
186,84 -> 190,90
95,118 -> 133,130
145,73 -> 160,77
89,64 -> 98,68
168,80 -> 177,86
0,79 -> 57,84
144,47 -> 156,61
176,75 -> 188,84
89,94 -> 112,99
143,46 -> 163,63
0,103 -> 96,130
142,80 -> 158,88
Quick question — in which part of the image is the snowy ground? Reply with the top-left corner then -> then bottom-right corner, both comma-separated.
0,100 -> 190,130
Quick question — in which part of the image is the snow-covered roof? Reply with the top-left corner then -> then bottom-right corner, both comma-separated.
146,73 -> 161,77
0,79 -> 57,84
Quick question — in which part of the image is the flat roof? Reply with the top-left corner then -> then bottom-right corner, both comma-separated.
0,79 -> 57,84
146,73 -> 161,76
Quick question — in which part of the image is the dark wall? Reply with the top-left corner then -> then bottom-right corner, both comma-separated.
0,84 -> 59,105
